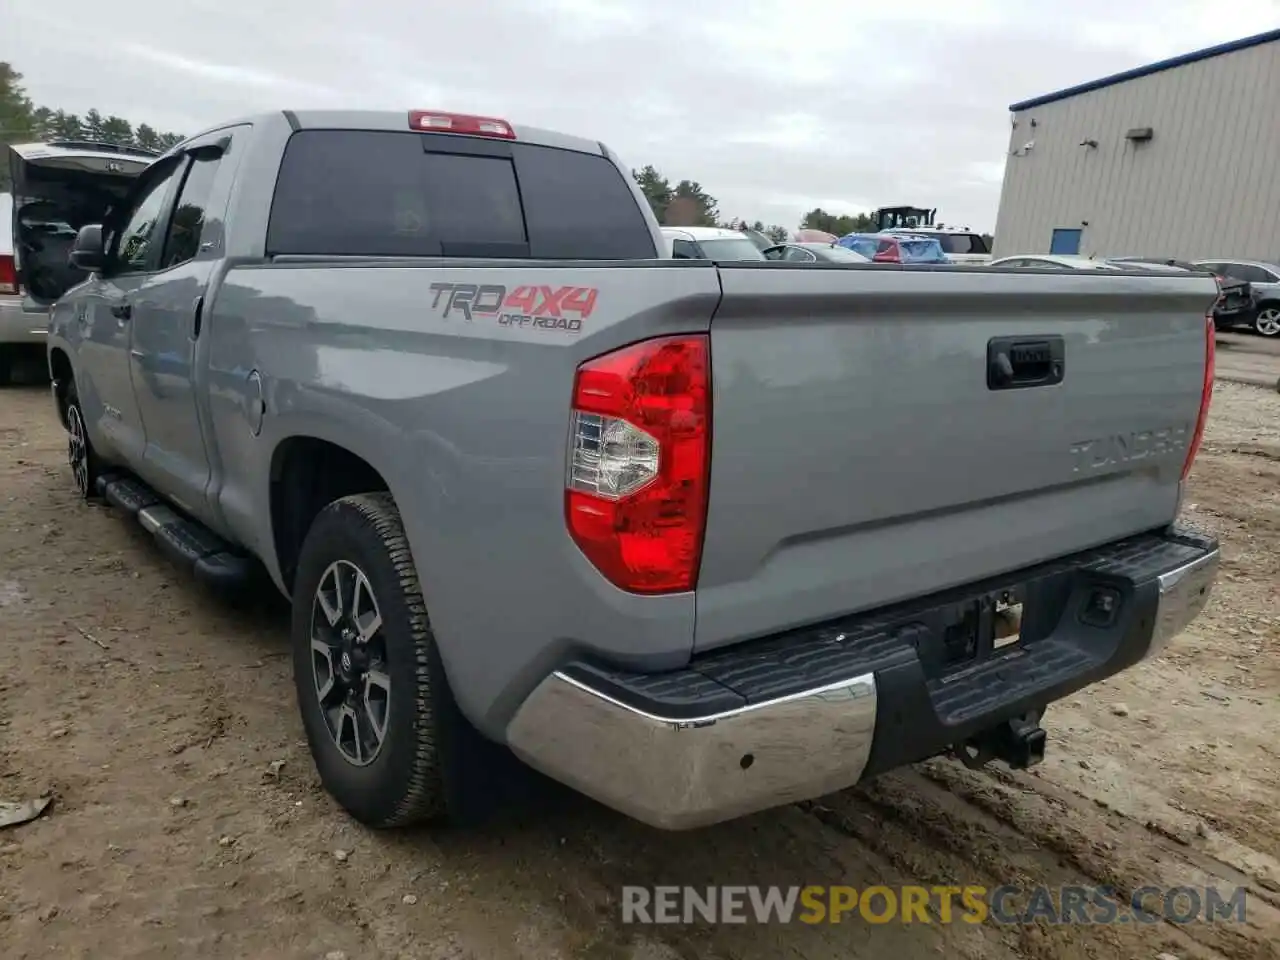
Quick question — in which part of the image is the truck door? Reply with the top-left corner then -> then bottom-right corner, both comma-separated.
73,156 -> 186,466
127,130 -> 244,520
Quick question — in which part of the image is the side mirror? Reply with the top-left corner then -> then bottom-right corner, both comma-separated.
69,224 -> 105,272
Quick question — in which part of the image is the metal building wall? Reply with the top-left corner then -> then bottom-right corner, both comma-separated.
992,39 -> 1280,260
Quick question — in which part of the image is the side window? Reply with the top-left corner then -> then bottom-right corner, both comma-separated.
161,154 -> 222,269
1235,264 -> 1272,284
875,240 -> 895,257
111,162 -> 183,273
784,247 -> 816,262
1219,262 -> 1250,282
671,239 -> 699,260
763,247 -> 786,261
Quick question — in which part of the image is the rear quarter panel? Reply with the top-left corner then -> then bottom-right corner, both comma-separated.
203,260 -> 721,737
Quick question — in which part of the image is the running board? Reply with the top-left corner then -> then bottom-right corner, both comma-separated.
95,473 -> 253,589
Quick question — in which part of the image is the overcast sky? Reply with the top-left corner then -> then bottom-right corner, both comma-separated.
6,0 -> 1279,231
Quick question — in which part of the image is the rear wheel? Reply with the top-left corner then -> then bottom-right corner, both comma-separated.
292,492 -> 452,827
64,381 -> 101,498
1255,306 -> 1280,338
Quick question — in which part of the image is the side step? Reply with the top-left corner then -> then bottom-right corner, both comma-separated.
95,473 -> 254,589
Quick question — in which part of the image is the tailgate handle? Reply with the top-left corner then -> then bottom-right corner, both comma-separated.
987,336 -> 1064,390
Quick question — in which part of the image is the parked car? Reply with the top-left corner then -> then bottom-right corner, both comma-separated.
837,232 -> 949,264
880,227 -> 992,265
1193,259 -> 1280,337
49,107 -> 1219,833
1,140 -> 155,384
662,226 -> 766,262
987,254 -> 1125,271
1109,258 -> 1253,329
1106,256 -> 1200,271
762,242 -> 870,263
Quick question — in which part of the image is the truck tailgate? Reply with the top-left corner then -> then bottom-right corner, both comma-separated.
694,264 -> 1216,651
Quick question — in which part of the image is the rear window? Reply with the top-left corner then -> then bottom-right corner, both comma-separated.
934,233 -> 989,255
899,239 -> 946,262
267,129 -> 656,260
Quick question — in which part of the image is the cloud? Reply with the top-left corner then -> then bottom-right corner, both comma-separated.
6,0 -> 1275,230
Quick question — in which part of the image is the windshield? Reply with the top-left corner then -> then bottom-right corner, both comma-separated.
698,238 -> 767,261
838,236 -> 879,258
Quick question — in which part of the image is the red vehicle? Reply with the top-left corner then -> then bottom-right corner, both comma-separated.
838,232 -> 950,264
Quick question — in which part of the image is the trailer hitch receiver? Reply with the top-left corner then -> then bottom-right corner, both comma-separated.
956,712 -> 1046,771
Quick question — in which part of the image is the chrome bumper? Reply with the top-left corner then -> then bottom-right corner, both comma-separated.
507,541 -> 1217,831
0,296 -> 48,345
506,671 -> 877,830
1144,546 -> 1220,660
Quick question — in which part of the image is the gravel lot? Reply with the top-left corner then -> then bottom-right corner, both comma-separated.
1,377 -> 1278,960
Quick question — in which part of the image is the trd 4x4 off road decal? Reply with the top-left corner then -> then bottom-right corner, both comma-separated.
428,282 -> 598,333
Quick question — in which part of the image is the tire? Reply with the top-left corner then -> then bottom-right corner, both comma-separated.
291,492 -> 453,828
64,380 -> 101,498
1254,305 -> 1280,338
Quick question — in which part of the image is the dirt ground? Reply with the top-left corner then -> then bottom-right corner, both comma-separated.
2,374 -> 1279,960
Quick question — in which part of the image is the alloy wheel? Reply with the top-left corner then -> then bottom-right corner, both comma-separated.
67,405 -> 90,495
310,559 -> 391,767
1255,308 -> 1280,337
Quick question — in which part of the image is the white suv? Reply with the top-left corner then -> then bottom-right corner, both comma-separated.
660,226 -> 767,262
1,139 -> 154,384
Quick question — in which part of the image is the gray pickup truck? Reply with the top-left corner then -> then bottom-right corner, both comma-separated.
42,109 -> 1220,831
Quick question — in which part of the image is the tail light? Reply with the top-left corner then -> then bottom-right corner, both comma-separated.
408,110 -> 515,139
1181,313 -> 1215,480
0,255 -> 16,295
566,335 -> 711,594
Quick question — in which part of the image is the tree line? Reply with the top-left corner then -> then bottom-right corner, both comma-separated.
0,62 -> 186,189
632,165 -> 896,240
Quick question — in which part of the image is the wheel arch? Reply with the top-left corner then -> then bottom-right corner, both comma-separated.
268,435 -> 394,595
49,346 -> 73,429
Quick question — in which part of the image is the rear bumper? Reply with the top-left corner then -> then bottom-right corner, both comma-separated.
507,526 -> 1218,829
0,295 -> 48,345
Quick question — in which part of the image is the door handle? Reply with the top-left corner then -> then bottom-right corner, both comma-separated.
111,303 -> 133,321
191,295 -> 205,340
987,336 -> 1065,390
